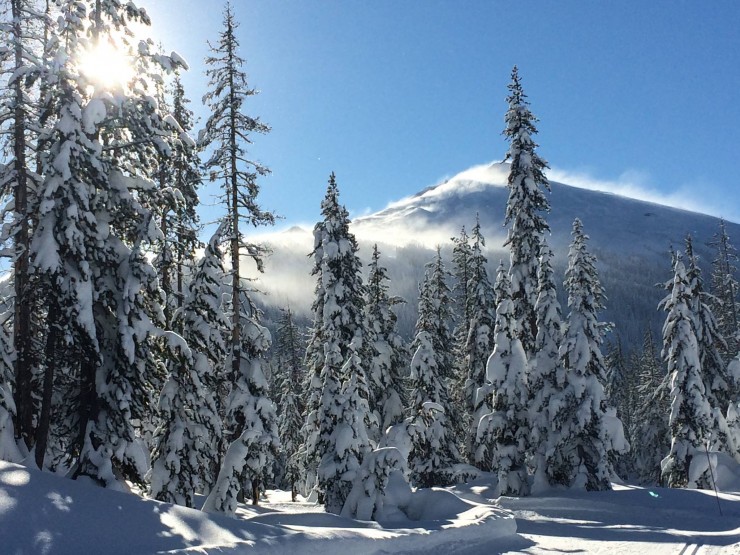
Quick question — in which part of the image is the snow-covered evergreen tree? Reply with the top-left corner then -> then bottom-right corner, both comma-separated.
0,310 -> 22,462
223,312 -> 280,505
365,244 -> 407,436
709,219 -> 740,362
451,226 -> 473,338
153,227 -> 229,497
632,330 -> 670,484
660,254 -> 714,488
684,237 -> 736,457
168,74 -> 201,311
406,331 -> 461,488
604,339 -> 637,477
149,341 -> 206,508
451,225 -> 473,400
476,266 -> 530,496
416,248 -> 456,381
299,173 -> 367,506
528,240 -> 564,489
502,66 -> 550,357
549,219 -> 626,491
463,219 -> 496,466
30,0 -> 183,484
206,309 -> 278,513
201,0 -> 274,405
274,308 -> 306,500
341,447 -> 407,521
155,72 -> 201,322
319,340 -> 372,514
200,2 -> 278,508
0,0 -> 44,453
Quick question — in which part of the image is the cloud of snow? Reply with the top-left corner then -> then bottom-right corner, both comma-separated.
383,162 -> 509,212
547,166 -> 739,222
353,219 -> 467,250
245,226 -> 316,313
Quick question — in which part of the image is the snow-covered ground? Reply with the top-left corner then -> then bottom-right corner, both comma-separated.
1,460 -> 739,554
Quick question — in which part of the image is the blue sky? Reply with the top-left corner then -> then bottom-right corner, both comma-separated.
145,1 -> 740,226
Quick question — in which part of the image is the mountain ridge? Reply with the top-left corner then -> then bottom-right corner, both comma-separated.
257,162 -> 739,350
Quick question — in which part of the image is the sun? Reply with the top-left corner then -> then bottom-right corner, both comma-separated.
79,39 -> 134,91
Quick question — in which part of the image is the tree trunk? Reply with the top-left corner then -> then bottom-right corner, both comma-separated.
34,297 -> 59,469
251,478 -> 260,505
11,0 -> 34,451
228,26 -> 241,388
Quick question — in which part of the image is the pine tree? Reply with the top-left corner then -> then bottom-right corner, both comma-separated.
528,240 -> 564,489
0,309 -> 22,462
403,259 -> 465,486
223,308 -> 279,504
319,340 -> 372,514
463,218 -> 496,466
157,227 -> 229,495
149,341 -> 208,508
200,2 -> 278,508
604,338 -> 637,477
201,0 -> 274,406
341,447 -> 407,521
684,236 -> 738,461
273,308 -> 306,499
632,329 -> 670,484
476,266 -> 530,495
1,0 -> 42,452
418,248 -> 456,381
450,226 -> 473,384
549,219 -> 626,491
365,244 -> 407,436
206,309 -> 278,512
708,219 -> 740,362
168,74 -> 202,312
503,66 -> 550,357
155,72 -> 201,322
406,330 -> 460,488
30,1 -> 182,484
300,174 -> 367,507
660,254 -> 714,488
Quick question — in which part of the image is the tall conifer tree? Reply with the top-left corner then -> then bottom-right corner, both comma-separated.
201,0 -> 273,397
503,66 -> 550,357
477,265 -> 530,495
1,0 -> 40,451
30,0 -> 183,483
463,218 -> 496,465
200,3 -> 278,507
365,244 -> 407,435
660,254 -> 714,488
549,219 -> 626,491
300,174 -> 367,509
684,236 -> 736,458
529,240 -> 564,488
274,308 -> 305,500
405,260 -> 463,487
709,220 -> 740,362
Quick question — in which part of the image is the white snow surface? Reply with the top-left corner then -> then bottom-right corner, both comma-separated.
1,461 -> 739,554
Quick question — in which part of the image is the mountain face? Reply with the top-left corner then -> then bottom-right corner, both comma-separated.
258,162 -> 738,352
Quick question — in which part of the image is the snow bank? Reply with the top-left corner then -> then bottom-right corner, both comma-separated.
0,461 -> 516,554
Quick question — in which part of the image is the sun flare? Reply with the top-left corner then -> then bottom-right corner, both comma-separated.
79,40 -> 134,90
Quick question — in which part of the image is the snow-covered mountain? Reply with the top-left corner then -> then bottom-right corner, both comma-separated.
256,162 -> 738,350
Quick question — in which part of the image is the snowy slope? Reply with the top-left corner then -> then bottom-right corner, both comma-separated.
256,162 -> 738,348
2,460 -> 739,554
0,461 -> 513,554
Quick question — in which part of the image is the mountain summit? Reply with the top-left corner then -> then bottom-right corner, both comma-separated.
259,162 -> 738,349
